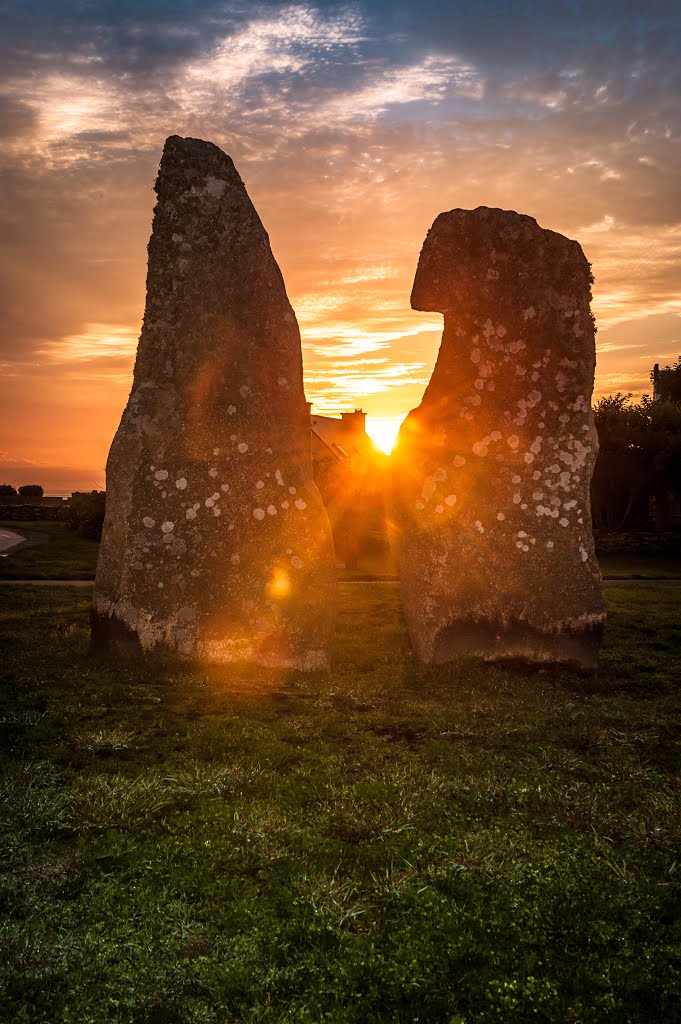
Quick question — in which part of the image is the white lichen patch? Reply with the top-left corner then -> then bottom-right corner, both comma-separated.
295,499 -> 307,510
175,477 -> 187,490
228,405 -> 236,415
161,521 -> 174,533
143,517 -> 155,528
204,176 -> 227,198
445,494 -> 457,506
186,508 -> 197,520
237,443 -> 249,454
255,480 -> 264,489
209,467 -> 218,478
253,508 -> 265,520
154,470 -> 168,481
267,505 -> 277,515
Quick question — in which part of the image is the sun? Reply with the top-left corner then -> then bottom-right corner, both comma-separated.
365,415 -> 406,455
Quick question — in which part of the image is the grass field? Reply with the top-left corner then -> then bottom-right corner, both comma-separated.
1,522 -> 680,583
598,552 -> 681,580
0,521 -> 99,580
1,582 -> 679,1023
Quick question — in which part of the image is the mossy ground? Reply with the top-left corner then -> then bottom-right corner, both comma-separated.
1,581 -> 679,1023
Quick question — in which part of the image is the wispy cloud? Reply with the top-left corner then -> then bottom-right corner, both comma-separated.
1,0 -> 680,485
37,323 -> 139,363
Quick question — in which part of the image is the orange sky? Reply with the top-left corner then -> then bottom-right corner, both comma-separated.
1,2 -> 679,490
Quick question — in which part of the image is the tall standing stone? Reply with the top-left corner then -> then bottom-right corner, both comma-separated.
392,207 -> 605,669
92,136 -> 336,668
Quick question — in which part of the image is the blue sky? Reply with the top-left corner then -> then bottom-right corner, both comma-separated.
0,0 -> 679,486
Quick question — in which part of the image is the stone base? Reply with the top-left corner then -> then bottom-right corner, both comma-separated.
90,609 -> 143,659
425,617 -> 605,672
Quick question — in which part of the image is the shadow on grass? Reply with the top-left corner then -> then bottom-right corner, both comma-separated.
0,582 -> 679,1023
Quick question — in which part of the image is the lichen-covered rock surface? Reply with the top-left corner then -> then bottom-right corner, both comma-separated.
392,207 -> 605,669
92,136 -> 335,668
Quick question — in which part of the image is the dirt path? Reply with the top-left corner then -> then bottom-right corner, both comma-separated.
0,528 -> 29,556
0,578 -> 94,587
0,527 -> 50,557
0,578 -> 680,588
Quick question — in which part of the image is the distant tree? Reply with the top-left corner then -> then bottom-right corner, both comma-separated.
18,484 -> 43,497
0,484 -> 17,496
592,393 -> 681,531
65,491 -> 106,540
652,356 -> 681,404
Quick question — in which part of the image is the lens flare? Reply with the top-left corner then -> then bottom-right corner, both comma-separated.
267,567 -> 292,599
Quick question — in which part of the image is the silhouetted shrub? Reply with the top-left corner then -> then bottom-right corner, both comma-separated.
0,483 -> 17,496
65,491 -> 106,540
18,484 -> 43,497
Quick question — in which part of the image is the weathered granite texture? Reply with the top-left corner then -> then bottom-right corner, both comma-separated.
92,136 -> 336,668
392,207 -> 606,670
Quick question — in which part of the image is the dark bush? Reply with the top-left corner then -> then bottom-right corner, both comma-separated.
65,490 -> 106,540
18,484 -> 43,497
0,483 -> 17,496
592,393 -> 681,531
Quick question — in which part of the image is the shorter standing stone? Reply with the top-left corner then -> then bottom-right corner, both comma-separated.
392,207 -> 605,670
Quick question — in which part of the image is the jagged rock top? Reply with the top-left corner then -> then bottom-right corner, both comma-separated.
411,206 -> 592,316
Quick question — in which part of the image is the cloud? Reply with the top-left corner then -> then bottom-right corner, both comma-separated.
37,323 -> 139,363
1,0 -> 680,484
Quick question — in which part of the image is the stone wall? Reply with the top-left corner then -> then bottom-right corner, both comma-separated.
594,530 -> 681,555
0,504 -> 62,521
